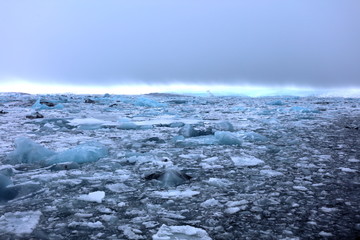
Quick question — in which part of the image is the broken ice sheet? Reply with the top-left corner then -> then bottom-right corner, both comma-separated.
0,210 -> 42,236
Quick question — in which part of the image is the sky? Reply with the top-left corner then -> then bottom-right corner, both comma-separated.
0,0 -> 360,95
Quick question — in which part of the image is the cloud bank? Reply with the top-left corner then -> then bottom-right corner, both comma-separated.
0,0 -> 359,88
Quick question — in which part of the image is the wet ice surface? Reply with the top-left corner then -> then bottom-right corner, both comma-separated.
0,92 -> 360,239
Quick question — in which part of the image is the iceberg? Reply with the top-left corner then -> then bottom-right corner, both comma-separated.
214,131 -> 242,145
6,137 -> 56,165
7,137 -> 107,166
46,142 -> 108,165
145,169 -> 192,187
32,98 -> 64,110
214,121 -> 234,131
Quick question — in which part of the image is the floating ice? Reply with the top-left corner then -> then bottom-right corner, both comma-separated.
152,224 -> 212,240
215,131 -> 242,145
214,121 -> 234,131
145,169 -> 192,187
7,137 -> 56,165
50,162 -> 80,171
77,191 -> 105,203
153,189 -> 200,199
0,174 -> 18,201
267,100 -> 285,105
244,132 -> 268,142
231,155 -> 264,167
200,198 -> 220,208
32,98 -> 64,110
7,138 -> 107,166
68,118 -> 106,130
179,124 -> 198,138
135,97 -> 167,107
260,169 -> 284,177
118,118 -> 139,130
0,210 -> 42,236
46,142 -> 108,165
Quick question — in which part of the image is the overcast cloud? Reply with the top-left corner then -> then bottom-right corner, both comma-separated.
0,0 -> 359,88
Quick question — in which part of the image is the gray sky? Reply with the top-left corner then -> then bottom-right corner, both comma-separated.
1,0 -> 360,88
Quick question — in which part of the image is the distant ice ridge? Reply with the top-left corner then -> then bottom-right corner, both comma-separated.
152,224 -> 212,240
6,137 -> 108,166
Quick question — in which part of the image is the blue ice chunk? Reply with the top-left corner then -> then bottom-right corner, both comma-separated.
32,98 -> 64,110
215,121 -> 234,131
267,100 -> 285,106
290,106 -> 320,113
214,131 -> 242,145
46,142 -> 108,165
134,97 -> 167,107
0,174 -> 18,202
179,124 -> 198,138
6,137 -> 56,164
244,132 -> 268,142
118,119 -> 138,130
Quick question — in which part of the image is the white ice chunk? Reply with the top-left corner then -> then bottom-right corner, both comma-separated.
320,207 -> 337,213
68,221 -> 104,229
200,198 -> 220,208
293,186 -> 308,191
338,167 -> 357,173
77,191 -> 105,203
152,224 -> 212,240
215,131 -> 242,145
260,169 -> 284,177
231,156 -> 264,167
153,189 -> 200,199
0,210 -> 42,236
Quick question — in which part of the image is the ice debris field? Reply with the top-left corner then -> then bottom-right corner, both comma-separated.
0,92 -> 359,239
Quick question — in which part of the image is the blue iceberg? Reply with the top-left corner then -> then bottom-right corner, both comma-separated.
7,138 -> 108,166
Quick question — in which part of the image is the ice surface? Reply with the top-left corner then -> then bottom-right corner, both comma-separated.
6,137 -> 56,165
77,191 -> 105,203
231,155 -> 264,167
153,189 -> 200,199
0,210 -> 42,236
47,142 -> 108,165
68,118 -> 106,130
7,137 -> 107,166
214,131 -> 242,145
152,224 -> 212,240
214,121 -> 234,131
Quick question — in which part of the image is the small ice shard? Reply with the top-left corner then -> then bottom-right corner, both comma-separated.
68,221 -> 104,229
152,224 -> 212,240
215,131 -> 242,145
231,156 -> 264,167
224,207 -> 241,214
0,210 -> 42,236
68,118 -> 105,130
320,207 -> 337,213
6,137 -> 56,165
145,169 -> 192,187
46,142 -> 108,165
214,121 -> 234,131
77,191 -> 105,203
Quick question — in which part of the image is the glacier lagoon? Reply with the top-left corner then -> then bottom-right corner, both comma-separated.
0,92 -> 359,239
